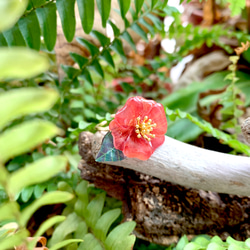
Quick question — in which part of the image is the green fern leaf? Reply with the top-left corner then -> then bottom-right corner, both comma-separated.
36,2 -> 57,51
107,20 -> 120,36
100,50 -> 115,68
79,68 -> 93,85
151,0 -> 157,9
110,38 -> 126,63
86,193 -> 106,229
0,33 -> 8,46
138,18 -> 155,35
147,13 -> 162,30
18,12 -> 41,50
89,59 -> 104,78
3,24 -> 26,46
131,23 -> 148,42
117,0 -> 131,19
56,0 -> 76,42
91,30 -> 110,47
76,37 -> 99,56
96,0 -> 111,27
78,234 -> 102,250
94,208 -> 121,242
121,31 -> 137,52
61,65 -> 79,79
135,0 -> 144,14
77,0 -> 94,34
70,52 -> 88,68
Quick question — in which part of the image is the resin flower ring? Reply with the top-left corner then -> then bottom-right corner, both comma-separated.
109,96 -> 167,160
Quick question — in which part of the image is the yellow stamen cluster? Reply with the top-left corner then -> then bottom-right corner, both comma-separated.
135,116 -> 156,141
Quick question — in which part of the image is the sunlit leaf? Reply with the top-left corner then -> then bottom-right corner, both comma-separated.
0,229 -> 29,250
105,221 -> 136,249
0,48 -> 49,80
0,0 -> 28,32
36,2 -> 57,51
49,212 -> 81,246
0,87 -> 58,130
0,120 -> 61,164
110,39 -> 126,63
94,208 -> 121,242
135,0 -> 144,14
78,233 -> 103,250
56,0 -> 76,42
117,0 -> 131,19
18,12 -> 41,50
20,191 -> 74,226
8,156 -> 67,197
77,0 -> 94,34
0,202 -> 20,221
50,239 -> 83,250
3,23 -> 26,46
96,132 -> 125,162
96,0 -> 111,27
34,216 -> 66,237
86,193 -> 106,228
100,50 -> 115,68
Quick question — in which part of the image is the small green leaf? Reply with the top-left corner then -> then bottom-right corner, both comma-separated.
34,184 -> 46,198
91,30 -> 110,47
107,20 -> 120,36
147,13 -> 162,30
56,0 -> 76,42
100,50 -> 115,68
77,0 -> 94,34
207,242 -> 227,250
61,65 -> 79,79
70,52 -> 88,68
79,68 -> 93,85
89,59 -> 104,78
183,242 -> 201,250
227,0 -> 245,16
110,38 -> 127,63
3,23 -> 26,46
0,0 -> 28,32
0,120 -> 61,164
78,233 -> 103,250
36,2 -> 57,51
76,37 -> 99,56
86,193 -> 106,228
112,235 -> 136,250
49,212 -> 81,246
176,235 -> 189,250
0,47 -> 49,80
0,87 -> 58,130
0,33 -> 8,46
105,221 -> 136,249
0,164 -> 9,186
117,0 -> 131,19
0,229 -> 29,250
131,23 -> 148,42
20,191 -> 74,226
74,221 -> 88,240
0,202 -> 20,221
138,18 -> 155,35
96,0 -> 111,27
94,208 -> 121,242
8,156 -> 67,197
96,132 -> 125,162
121,31 -> 137,52
135,0 -> 144,14
21,186 -> 34,202
50,239 -> 83,250
18,12 -> 41,50
151,0 -> 157,9
34,215 -> 66,237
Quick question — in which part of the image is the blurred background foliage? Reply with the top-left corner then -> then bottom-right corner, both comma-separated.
0,0 -> 250,249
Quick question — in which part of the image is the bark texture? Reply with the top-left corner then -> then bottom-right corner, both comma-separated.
78,132 -> 250,245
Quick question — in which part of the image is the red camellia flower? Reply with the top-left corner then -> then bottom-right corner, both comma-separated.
109,96 -> 167,160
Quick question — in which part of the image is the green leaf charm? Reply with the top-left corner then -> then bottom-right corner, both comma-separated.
95,132 -> 125,162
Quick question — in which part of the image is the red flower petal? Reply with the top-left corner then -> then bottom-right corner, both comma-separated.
109,96 -> 167,160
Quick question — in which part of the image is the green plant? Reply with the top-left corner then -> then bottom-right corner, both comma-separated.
49,180 -> 136,250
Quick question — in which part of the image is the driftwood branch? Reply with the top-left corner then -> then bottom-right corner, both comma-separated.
78,131 -> 250,245
91,131 -> 250,196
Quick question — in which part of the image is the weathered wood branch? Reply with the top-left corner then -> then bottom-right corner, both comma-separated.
91,131 -> 250,197
78,131 -> 250,245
